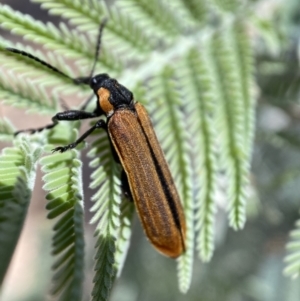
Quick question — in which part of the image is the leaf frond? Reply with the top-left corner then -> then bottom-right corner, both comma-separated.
0,3 -> 121,72
0,136 -> 41,285
40,125 -> 84,301
33,0 -> 153,57
114,199 -> 134,278
116,0 -> 182,40
87,129 -> 124,301
181,46 -> 218,261
148,67 -> 194,293
32,0 -> 104,29
0,69 -> 58,114
211,24 -> 250,230
232,20 -> 256,162
0,40 -> 86,96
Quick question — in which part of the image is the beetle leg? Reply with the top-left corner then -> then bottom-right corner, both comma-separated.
14,110 -> 100,136
52,119 -> 106,153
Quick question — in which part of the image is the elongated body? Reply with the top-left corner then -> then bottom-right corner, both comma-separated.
108,102 -> 186,258
8,51 -> 187,258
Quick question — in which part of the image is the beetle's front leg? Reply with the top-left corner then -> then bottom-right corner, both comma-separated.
15,110 -> 100,136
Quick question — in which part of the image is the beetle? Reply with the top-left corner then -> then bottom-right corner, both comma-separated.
6,21 -> 186,258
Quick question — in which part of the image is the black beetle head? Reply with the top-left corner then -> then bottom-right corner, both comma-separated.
91,73 -> 134,116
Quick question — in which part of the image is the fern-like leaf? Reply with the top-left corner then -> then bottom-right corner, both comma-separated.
0,70 -> 58,114
87,130 -> 123,301
232,20 -> 256,162
117,0 -> 182,40
212,24 -> 249,230
149,67 -> 194,293
114,199 -> 134,278
32,0 -> 104,30
0,136 -> 42,285
39,124 -> 85,301
0,3 -> 121,72
181,46 -> 218,261
0,42 -> 85,97
33,0 -> 152,57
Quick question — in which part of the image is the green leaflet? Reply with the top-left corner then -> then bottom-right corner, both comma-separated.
148,67 -> 194,293
40,125 -> 85,301
0,40 -> 88,106
211,24 -> 250,230
181,46 -> 218,261
116,0 -> 182,39
88,131 -> 135,300
0,70 -> 58,115
0,137 -> 42,285
88,130 -> 124,301
114,199 -> 135,278
232,20 -> 255,163
0,3 -> 121,72
32,0 -> 152,56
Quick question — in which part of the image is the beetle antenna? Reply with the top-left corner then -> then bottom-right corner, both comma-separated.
89,18 -> 107,79
75,18 -> 108,85
6,18 -> 107,86
5,48 -> 75,82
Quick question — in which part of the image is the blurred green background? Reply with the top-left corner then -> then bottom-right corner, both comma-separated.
1,0 -> 300,300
